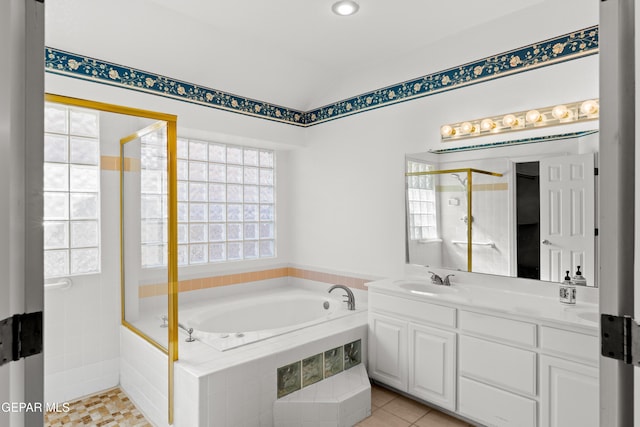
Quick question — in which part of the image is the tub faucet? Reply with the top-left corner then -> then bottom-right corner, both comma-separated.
328,285 -> 356,310
428,271 -> 455,286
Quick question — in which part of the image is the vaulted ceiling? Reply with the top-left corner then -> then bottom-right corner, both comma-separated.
45,0 -> 597,112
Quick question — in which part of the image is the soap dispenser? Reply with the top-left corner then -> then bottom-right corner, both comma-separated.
559,270 -> 576,304
572,266 -> 587,287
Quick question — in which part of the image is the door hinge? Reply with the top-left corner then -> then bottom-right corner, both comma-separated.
594,167 -> 599,176
595,228 -> 599,236
601,314 -> 640,365
0,312 -> 43,367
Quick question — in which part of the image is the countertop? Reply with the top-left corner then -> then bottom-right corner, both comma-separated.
367,277 -> 599,332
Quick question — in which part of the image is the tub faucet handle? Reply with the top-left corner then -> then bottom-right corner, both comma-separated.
185,328 -> 195,343
160,315 -> 168,328
328,285 -> 356,310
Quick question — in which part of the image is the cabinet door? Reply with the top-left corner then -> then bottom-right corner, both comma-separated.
368,313 -> 408,391
540,355 -> 598,427
408,323 -> 456,410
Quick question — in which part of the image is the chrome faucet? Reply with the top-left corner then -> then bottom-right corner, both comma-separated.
328,285 -> 356,310
428,271 -> 455,286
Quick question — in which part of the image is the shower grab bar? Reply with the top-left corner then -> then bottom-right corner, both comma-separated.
451,240 -> 496,248
44,278 -> 72,291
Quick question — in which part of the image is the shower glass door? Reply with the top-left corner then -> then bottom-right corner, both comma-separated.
121,122 -> 170,349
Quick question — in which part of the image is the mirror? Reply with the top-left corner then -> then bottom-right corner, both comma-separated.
406,130 -> 599,287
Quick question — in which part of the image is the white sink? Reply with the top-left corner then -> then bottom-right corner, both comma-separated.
394,280 -> 461,296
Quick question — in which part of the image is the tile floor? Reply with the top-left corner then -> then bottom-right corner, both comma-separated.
44,387 -> 151,427
45,383 -> 472,426
356,384 -> 474,427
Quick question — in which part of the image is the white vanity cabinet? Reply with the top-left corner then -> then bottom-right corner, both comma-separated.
368,293 -> 457,411
408,323 -> 456,410
367,284 -> 599,427
538,326 -> 599,427
368,313 -> 408,391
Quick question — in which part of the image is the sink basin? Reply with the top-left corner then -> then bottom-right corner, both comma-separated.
576,311 -> 599,323
394,280 -> 460,295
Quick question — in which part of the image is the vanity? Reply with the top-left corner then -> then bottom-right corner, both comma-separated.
367,276 -> 599,427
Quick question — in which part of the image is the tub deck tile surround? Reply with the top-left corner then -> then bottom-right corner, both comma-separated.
44,387 -> 151,427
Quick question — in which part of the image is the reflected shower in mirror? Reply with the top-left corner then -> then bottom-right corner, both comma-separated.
405,130 -> 599,287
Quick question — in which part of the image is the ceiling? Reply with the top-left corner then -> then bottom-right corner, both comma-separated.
45,0 -> 596,112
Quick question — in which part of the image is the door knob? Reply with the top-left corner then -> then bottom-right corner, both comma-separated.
542,239 -> 551,245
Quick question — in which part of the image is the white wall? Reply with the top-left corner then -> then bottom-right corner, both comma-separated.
288,55 -> 599,279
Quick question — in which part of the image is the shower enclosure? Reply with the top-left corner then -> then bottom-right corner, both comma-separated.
406,167 -> 504,272
44,94 -> 179,424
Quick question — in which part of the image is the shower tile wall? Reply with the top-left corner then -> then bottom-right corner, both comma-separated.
438,158 -> 511,276
44,112 -> 143,404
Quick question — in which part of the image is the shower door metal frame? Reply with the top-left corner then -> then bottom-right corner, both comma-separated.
44,94 -> 179,425
405,167 -> 503,272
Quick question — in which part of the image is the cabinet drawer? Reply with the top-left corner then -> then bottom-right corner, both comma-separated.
460,311 -> 537,347
459,335 -> 537,396
369,292 -> 456,328
459,377 -> 536,427
459,310 -> 537,347
540,326 -> 599,365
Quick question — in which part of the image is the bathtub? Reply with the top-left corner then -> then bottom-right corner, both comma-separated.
179,286 -> 360,351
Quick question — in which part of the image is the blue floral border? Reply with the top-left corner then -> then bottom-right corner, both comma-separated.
428,130 -> 599,154
305,26 -> 598,125
45,26 -> 598,127
45,48 -> 307,126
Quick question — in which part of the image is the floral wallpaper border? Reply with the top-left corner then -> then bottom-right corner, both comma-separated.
305,26 -> 598,125
45,26 -> 598,127
428,130 -> 599,154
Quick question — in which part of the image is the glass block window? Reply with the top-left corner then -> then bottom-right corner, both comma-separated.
43,104 -> 101,278
175,139 -> 275,265
407,160 -> 438,240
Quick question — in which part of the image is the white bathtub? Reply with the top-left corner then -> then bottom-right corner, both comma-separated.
179,286 -> 360,351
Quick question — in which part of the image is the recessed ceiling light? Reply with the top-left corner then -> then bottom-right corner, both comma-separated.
332,0 -> 360,16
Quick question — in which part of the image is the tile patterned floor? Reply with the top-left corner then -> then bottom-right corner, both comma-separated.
44,383 -> 471,426
356,384 -> 474,427
44,387 -> 151,427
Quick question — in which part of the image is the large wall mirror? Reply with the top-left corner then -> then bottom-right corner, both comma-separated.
405,130 -> 599,287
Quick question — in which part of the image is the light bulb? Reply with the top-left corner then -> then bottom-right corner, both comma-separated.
480,119 -> 495,131
525,110 -> 541,123
580,99 -> 599,115
503,114 -> 518,127
552,105 -> 569,119
460,122 -> 475,133
332,1 -> 359,16
440,125 -> 454,137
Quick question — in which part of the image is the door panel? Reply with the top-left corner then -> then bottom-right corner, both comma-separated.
540,153 -> 595,284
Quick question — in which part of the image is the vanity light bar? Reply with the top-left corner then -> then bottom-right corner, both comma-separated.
440,99 -> 599,142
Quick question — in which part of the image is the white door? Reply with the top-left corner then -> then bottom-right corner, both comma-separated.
408,323 -> 456,410
0,1 -> 45,426
369,313 -> 408,391
540,153 -> 595,284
